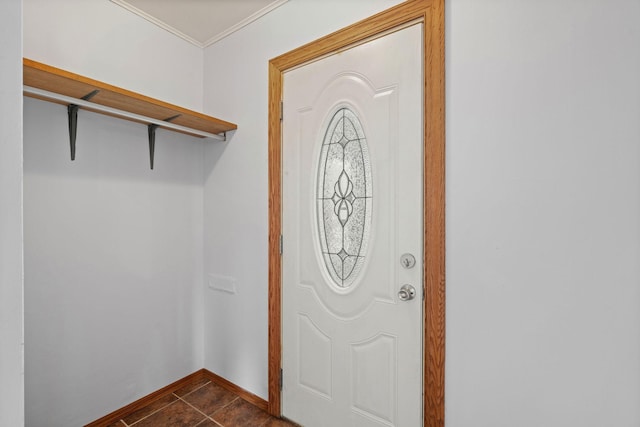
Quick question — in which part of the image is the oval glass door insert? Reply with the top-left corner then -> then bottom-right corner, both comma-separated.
316,107 -> 372,288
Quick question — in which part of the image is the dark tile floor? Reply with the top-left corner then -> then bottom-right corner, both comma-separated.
106,378 -> 298,427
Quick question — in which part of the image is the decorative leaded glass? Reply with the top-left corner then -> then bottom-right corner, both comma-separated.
316,107 -> 372,288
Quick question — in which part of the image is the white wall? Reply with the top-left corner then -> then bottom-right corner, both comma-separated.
445,1 -> 640,426
0,0 -> 24,426
201,0 -> 405,400
23,0 -> 204,111
22,1 -> 208,425
202,0 -> 640,424
24,99 -> 205,426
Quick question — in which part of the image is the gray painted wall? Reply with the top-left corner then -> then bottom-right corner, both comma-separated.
0,0 -> 24,426
445,0 -> 640,425
22,1 -> 206,425
23,99 -> 205,426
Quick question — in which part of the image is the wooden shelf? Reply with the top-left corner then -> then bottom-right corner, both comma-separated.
23,58 -> 237,138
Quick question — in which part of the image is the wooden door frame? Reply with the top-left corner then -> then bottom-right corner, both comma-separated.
268,1 -> 445,425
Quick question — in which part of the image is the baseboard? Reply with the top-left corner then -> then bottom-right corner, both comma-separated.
85,369 -> 208,426
202,369 -> 269,412
84,368 -> 268,426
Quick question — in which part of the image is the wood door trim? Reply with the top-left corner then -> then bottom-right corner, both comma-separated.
268,1 -> 445,426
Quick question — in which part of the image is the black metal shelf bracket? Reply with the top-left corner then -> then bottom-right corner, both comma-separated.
67,104 -> 79,161
66,90 -> 100,161
147,115 -> 182,170
148,124 -> 159,170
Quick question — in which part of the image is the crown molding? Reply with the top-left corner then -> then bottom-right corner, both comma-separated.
202,0 -> 289,47
110,0 -> 289,49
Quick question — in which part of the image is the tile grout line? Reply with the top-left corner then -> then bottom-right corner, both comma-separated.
175,392 -> 231,423
127,385 -> 207,427
257,418 -> 271,427
208,395 -> 241,419
118,380 -> 212,427
146,380 -> 213,423
127,399 -> 179,427
177,380 -> 212,399
194,416 -> 224,427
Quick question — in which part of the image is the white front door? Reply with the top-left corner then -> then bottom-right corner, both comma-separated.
281,24 -> 423,427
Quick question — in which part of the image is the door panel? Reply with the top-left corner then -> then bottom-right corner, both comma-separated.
282,24 -> 424,427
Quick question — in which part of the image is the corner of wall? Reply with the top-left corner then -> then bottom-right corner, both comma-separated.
0,0 -> 25,425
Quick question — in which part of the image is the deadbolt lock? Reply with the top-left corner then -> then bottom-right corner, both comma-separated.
400,253 -> 416,269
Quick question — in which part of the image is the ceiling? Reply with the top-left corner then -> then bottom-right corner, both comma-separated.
110,0 -> 288,48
